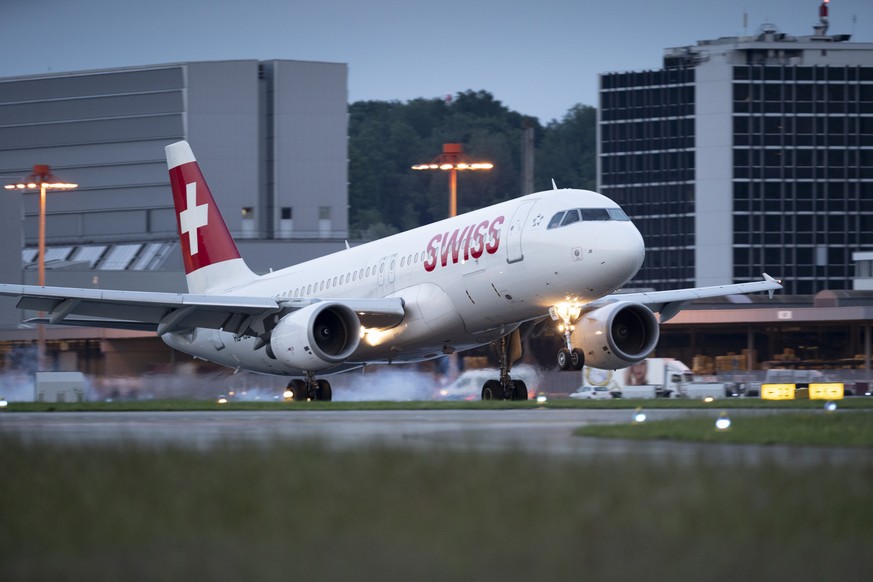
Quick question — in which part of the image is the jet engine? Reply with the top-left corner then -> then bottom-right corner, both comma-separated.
575,301 -> 659,369
270,302 -> 361,371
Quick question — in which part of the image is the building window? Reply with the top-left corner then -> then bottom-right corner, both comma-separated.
319,206 -> 332,238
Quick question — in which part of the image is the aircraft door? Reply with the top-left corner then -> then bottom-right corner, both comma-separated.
506,200 -> 537,264
378,254 -> 397,289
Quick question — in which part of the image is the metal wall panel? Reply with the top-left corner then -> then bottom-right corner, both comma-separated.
0,67 -> 184,104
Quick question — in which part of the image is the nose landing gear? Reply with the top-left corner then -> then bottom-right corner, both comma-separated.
551,302 -> 585,371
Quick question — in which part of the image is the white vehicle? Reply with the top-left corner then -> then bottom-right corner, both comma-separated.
582,358 -> 692,398
569,386 -> 617,400
0,141 -> 781,402
438,365 -> 540,401
582,358 -> 735,399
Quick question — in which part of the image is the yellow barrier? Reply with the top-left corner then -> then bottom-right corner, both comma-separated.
761,383 -> 795,400
809,383 -> 844,400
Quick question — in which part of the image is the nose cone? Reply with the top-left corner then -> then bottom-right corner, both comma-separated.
596,223 -> 645,284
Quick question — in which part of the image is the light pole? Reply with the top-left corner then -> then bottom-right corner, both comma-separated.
5,165 -> 78,370
412,143 -> 493,218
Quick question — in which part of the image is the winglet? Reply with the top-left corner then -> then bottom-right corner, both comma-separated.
551,179 -> 558,190
763,273 -> 782,299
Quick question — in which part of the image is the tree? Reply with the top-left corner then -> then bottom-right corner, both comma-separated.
348,93 -> 596,238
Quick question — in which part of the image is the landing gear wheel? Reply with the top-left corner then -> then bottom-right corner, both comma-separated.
570,348 -> 584,370
316,379 -> 333,401
482,379 -> 504,400
557,348 -> 572,371
511,380 -> 528,401
291,379 -> 309,401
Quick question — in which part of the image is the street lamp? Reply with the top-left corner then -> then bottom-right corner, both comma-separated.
412,143 -> 493,218
5,164 -> 78,287
5,164 -> 78,370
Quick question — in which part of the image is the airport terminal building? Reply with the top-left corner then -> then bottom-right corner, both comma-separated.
598,15 -> 873,295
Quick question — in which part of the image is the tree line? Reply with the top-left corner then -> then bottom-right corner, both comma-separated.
349,90 -> 596,238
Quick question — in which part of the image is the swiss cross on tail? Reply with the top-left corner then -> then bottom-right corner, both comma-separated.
166,141 -> 241,275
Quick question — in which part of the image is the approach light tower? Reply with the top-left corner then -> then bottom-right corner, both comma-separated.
5,165 -> 78,370
411,143 -> 493,218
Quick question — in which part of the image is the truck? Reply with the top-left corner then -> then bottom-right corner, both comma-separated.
580,358 -> 737,399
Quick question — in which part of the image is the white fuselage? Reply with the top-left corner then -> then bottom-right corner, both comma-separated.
163,188 -> 645,376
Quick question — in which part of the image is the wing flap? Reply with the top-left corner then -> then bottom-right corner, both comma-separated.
0,284 -> 407,338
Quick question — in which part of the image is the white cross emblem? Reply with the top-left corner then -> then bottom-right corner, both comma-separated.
179,182 -> 208,255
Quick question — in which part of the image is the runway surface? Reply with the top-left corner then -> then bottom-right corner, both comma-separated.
2,408 -> 872,464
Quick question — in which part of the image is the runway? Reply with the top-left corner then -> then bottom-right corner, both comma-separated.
2,408 -> 871,464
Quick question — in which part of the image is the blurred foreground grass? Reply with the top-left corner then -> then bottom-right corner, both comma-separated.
2,436 -> 872,581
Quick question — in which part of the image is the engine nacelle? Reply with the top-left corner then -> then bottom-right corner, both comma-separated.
575,301 -> 660,369
270,302 -> 361,371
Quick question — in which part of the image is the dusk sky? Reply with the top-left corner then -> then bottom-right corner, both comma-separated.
2,0 -> 871,123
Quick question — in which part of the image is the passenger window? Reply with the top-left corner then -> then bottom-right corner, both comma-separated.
307,284 -> 312,294
547,212 -> 565,229
333,276 -> 338,286
561,209 -> 581,226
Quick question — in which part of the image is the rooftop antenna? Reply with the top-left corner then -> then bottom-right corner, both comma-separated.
814,0 -> 830,37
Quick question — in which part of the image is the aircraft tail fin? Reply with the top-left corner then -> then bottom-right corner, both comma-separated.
166,141 -> 257,294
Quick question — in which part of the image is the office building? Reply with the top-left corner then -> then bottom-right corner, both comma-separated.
598,4 -> 873,294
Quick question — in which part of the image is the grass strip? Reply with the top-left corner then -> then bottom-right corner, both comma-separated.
576,410 -> 873,447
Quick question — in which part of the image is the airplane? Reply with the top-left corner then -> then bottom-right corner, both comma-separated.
0,141 -> 782,401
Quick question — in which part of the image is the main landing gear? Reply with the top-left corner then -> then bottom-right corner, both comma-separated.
481,329 -> 529,401
288,373 -> 333,401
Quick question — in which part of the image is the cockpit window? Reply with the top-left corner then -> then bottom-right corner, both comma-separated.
561,209 -> 581,226
547,212 -> 565,229
547,207 -> 631,229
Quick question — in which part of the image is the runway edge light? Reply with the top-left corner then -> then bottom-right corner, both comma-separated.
715,411 -> 731,431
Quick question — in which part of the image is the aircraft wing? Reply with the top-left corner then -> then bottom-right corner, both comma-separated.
0,284 -> 406,336
593,274 -> 783,323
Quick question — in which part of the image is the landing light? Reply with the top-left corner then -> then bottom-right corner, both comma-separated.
217,397 -> 228,404
536,394 -> 548,404
703,396 -> 714,403
283,389 -> 294,400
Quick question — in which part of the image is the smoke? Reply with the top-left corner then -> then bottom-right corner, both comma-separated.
0,371 -> 35,402
330,367 -> 438,401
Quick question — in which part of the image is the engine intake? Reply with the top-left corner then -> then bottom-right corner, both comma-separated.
575,301 -> 659,369
270,302 -> 361,371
